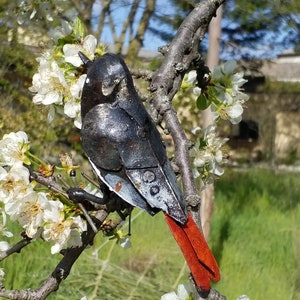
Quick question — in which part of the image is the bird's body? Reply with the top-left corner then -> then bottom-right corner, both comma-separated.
79,52 -> 220,294
81,88 -> 187,224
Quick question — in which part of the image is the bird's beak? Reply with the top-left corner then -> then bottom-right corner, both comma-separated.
78,51 -> 93,68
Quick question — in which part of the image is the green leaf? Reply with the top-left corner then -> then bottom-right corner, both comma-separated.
196,94 -> 210,110
73,17 -> 87,39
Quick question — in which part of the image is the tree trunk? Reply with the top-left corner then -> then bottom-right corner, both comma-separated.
127,0 -> 156,62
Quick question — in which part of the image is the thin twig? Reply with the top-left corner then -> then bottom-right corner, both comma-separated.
129,68 -> 154,80
0,236 -> 32,261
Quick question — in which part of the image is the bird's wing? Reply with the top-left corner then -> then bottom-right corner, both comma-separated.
81,103 -> 187,223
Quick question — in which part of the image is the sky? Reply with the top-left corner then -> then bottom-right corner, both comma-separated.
91,1 -> 298,60
92,0 -> 177,55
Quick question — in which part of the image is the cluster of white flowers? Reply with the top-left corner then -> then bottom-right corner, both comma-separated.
210,61 -> 249,124
190,125 -> 228,186
0,131 -> 87,254
186,61 -> 249,125
29,18 -> 102,129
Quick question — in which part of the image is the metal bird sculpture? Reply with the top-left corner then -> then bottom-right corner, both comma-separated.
78,51 -> 220,296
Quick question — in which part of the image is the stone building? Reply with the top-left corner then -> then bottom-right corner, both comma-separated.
230,50 -> 300,164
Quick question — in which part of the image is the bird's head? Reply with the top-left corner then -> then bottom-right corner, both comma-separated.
79,52 -> 134,118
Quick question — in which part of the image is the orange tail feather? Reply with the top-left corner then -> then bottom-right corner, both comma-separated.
165,213 -> 220,291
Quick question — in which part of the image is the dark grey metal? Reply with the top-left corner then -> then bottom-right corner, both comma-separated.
80,52 -> 187,224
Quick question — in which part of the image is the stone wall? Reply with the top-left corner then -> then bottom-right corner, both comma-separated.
235,92 -> 300,163
275,112 -> 300,160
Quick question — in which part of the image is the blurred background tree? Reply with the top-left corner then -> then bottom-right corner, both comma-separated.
149,0 -> 300,59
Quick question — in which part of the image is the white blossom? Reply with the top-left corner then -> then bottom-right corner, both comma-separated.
186,70 -> 197,84
190,125 -> 228,185
161,291 -> 178,300
119,236 -> 131,248
192,87 -> 201,95
63,35 -> 97,67
210,61 -> 249,124
0,242 -> 10,252
43,213 -> 72,254
67,216 -> 87,249
226,102 -> 244,124
29,58 -> 67,106
0,131 -> 30,166
49,20 -> 73,42
63,74 -> 86,128
70,74 -> 87,99
0,131 -> 89,255
0,209 -> 13,238
14,0 -> 59,25
13,191 -> 52,238
187,61 -> 249,125
0,163 -> 32,204
43,201 -> 86,254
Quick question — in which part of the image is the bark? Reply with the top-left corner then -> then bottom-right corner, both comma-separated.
150,0 -> 225,229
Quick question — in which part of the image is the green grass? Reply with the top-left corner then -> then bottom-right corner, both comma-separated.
211,169 -> 300,300
1,168 -> 299,299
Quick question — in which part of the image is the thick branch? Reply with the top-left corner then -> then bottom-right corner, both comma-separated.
150,0 -> 225,225
129,67 -> 154,81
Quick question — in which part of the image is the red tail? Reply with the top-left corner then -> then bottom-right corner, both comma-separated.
165,213 -> 220,292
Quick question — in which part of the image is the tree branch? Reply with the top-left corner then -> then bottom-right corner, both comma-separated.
149,0 -> 225,227
0,235 -> 32,261
0,210 -> 107,300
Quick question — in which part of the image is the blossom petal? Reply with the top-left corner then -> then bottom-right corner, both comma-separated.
0,241 -> 10,251
223,60 -> 236,74
43,91 -> 62,105
63,44 -> 83,67
160,292 -> 179,300
83,35 -> 97,54
186,70 -> 197,83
